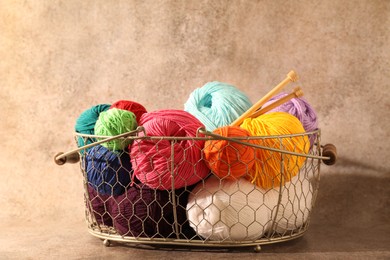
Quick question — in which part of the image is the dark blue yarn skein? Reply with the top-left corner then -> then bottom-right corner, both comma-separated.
85,145 -> 132,196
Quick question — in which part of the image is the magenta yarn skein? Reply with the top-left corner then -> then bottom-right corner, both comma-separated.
130,109 -> 210,190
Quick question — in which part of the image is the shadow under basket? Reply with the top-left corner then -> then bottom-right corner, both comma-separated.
55,127 -> 336,252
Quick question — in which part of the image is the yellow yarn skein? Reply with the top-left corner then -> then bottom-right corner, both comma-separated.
240,112 -> 309,189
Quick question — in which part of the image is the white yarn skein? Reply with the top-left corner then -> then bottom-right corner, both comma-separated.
187,176 -> 274,241
267,174 -> 313,233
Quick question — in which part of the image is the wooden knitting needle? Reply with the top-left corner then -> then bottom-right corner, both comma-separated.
230,70 -> 298,127
248,86 -> 304,119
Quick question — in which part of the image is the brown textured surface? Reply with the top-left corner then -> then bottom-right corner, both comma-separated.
1,0 -> 389,258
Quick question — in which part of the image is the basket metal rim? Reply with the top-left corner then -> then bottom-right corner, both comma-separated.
87,226 -> 308,248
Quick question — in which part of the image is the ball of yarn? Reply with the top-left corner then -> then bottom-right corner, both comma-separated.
109,183 -> 196,238
85,145 -> 132,196
184,81 -> 253,131
86,184 -> 113,227
240,112 -> 309,190
94,108 -> 138,151
110,100 -> 147,123
75,104 -> 111,148
266,174 -> 313,233
203,126 -> 256,180
187,176 -> 273,241
262,92 -> 318,146
131,109 -> 210,190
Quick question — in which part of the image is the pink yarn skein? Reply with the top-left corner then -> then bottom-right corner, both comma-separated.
130,109 -> 210,190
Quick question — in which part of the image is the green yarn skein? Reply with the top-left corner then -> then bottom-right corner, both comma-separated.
94,108 -> 138,151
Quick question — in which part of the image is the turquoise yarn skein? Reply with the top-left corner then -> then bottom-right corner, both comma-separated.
75,104 -> 111,149
184,81 -> 252,131
94,108 -> 138,151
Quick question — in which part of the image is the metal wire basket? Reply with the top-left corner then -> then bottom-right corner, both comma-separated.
55,127 -> 336,252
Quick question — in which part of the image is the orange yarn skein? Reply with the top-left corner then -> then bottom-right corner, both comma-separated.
203,126 -> 256,180
240,112 -> 309,189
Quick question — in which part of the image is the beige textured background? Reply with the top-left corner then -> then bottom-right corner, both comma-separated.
0,0 -> 389,253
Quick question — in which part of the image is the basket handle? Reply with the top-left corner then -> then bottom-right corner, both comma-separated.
54,127 -> 145,166
54,152 -> 80,165
199,128 -> 334,161
321,143 -> 337,165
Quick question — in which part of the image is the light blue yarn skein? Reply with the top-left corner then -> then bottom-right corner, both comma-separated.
184,81 -> 253,131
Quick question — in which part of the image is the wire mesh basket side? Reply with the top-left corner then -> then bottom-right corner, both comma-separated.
75,129 -> 322,247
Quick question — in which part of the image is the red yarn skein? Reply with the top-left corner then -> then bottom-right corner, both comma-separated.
110,100 -> 147,123
204,126 -> 256,180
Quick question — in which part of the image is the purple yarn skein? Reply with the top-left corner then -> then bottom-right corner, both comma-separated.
263,92 -> 318,146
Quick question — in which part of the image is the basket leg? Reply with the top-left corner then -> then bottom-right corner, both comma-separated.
103,239 -> 111,247
254,245 -> 262,252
